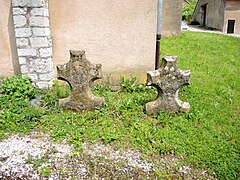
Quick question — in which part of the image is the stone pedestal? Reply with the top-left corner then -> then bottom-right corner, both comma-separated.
57,50 -> 105,111
145,56 -> 190,114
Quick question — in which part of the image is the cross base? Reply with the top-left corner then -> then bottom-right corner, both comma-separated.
145,96 -> 190,115
59,94 -> 104,111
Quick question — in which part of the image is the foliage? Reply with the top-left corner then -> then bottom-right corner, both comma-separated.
120,76 -> 153,93
0,76 -> 59,133
40,80 -> 70,108
0,76 -> 40,133
0,75 -> 38,100
182,0 -> 197,20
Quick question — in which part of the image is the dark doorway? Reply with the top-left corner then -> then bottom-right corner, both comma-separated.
201,4 -> 207,27
227,20 -> 235,34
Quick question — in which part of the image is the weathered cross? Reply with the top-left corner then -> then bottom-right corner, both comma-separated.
57,50 -> 105,111
145,56 -> 190,114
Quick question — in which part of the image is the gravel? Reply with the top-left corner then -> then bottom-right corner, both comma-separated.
0,132 -> 215,179
0,132 -> 155,179
0,132 -> 75,179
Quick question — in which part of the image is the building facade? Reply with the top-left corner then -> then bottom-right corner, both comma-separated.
0,0 -> 183,88
192,0 -> 240,34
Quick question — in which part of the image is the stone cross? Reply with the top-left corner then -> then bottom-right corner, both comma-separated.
57,50 -> 105,111
145,56 -> 190,114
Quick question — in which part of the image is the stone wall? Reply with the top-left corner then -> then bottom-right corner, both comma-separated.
12,0 -> 54,88
192,0 -> 225,31
1,0 -> 183,87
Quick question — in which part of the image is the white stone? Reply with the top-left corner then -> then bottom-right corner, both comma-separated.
29,17 -> 49,27
12,0 -> 45,8
39,47 -> 52,58
32,28 -> 50,36
17,49 -> 37,57
29,58 -> 53,73
30,37 -> 50,48
15,28 -> 32,37
13,16 -> 27,28
16,38 -> 29,47
31,8 -> 49,16
12,0 -> 28,7
29,0 -> 45,7
36,82 -> 50,89
12,8 -> 27,15
39,71 -> 54,81
18,57 -> 27,65
27,74 -> 38,81
20,65 -> 28,74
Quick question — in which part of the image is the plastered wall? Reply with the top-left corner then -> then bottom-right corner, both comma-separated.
49,0 -> 157,83
223,1 -> 240,34
162,0 -> 182,36
0,0 -> 19,76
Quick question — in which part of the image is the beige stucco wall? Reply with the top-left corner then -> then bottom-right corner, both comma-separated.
49,0 -> 157,83
223,1 -> 240,34
0,0 -> 19,76
162,0 -> 182,36
192,0 -> 225,30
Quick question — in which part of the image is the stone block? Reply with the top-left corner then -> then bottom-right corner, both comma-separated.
32,28 -> 50,36
12,0 -> 28,7
15,28 -> 32,37
39,47 -> 52,58
17,48 -> 37,57
30,37 -> 50,48
29,58 -> 53,73
39,71 -> 54,81
12,8 -> 27,15
29,0 -> 46,7
18,57 -> 27,65
13,15 -> 27,27
29,17 -> 49,27
12,0 -> 45,8
16,38 -> 29,47
27,73 -> 39,81
31,8 -> 49,16
20,65 -> 28,74
36,81 -> 50,89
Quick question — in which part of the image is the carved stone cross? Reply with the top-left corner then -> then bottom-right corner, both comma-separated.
57,50 -> 105,111
145,56 -> 190,114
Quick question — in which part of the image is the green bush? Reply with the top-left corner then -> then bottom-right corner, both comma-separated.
0,75 -> 38,100
0,75 -> 53,133
182,0 -> 197,20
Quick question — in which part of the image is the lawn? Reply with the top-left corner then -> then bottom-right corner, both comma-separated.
0,31 -> 239,179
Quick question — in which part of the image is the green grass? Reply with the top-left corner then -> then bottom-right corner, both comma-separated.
0,31 -> 240,179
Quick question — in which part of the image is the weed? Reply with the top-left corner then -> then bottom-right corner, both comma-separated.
40,166 -> 51,177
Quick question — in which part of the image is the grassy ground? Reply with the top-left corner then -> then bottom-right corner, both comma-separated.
0,31 -> 239,179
